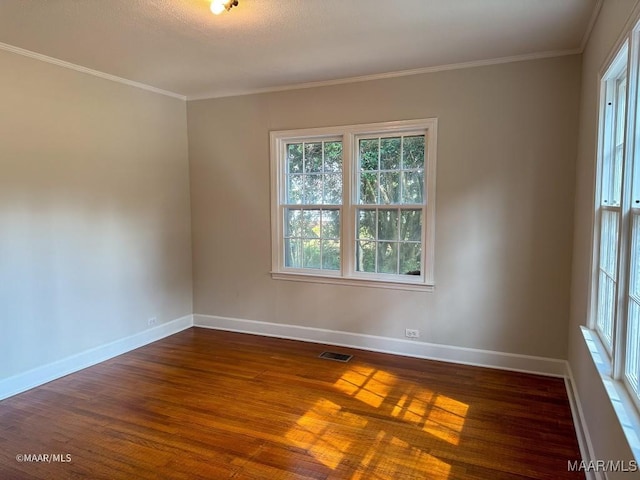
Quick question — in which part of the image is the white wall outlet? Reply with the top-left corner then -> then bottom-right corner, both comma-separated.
148,317 -> 157,326
405,328 -> 420,339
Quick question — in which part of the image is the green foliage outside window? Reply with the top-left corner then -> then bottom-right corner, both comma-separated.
283,135 -> 425,276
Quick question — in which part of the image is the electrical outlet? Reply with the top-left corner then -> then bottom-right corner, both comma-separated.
405,328 -> 420,339
148,317 -> 157,326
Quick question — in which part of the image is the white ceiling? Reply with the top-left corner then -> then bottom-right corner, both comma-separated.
0,0 -> 600,100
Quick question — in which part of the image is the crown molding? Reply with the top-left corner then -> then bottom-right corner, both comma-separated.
0,40 -> 583,103
580,0 -> 604,53
187,48 -> 582,101
0,42 -> 186,101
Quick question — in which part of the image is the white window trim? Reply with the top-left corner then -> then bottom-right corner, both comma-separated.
270,119 -> 437,291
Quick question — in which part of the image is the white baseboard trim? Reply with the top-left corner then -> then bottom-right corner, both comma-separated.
0,314 -> 193,401
564,362 -> 602,480
193,313 -> 567,377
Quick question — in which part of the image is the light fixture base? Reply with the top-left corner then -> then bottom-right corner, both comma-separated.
210,0 -> 238,15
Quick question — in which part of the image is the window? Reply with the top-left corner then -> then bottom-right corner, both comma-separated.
591,31 -> 640,413
270,119 -> 437,290
594,45 -> 627,353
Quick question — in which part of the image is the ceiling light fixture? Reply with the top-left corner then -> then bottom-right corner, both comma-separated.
210,0 -> 238,15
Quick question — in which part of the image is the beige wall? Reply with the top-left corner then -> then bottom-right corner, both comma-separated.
0,50 -> 192,378
188,55 -> 580,359
568,0 -> 639,473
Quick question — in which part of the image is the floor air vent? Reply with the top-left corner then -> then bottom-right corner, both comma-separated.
319,351 -> 353,362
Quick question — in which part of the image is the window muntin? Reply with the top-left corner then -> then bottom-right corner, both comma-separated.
271,120 -> 437,290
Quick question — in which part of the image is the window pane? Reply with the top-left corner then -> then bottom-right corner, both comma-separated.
287,143 -> 303,173
377,242 -> 398,274
401,171 -> 424,204
360,139 -> 379,170
303,239 -> 321,268
634,148 -> 640,206
285,239 -> 302,268
599,210 -> 619,276
360,172 -> 378,204
287,174 -> 303,204
378,210 -> 398,241
400,243 -> 421,275
285,208 -> 340,272
403,136 -> 425,169
303,174 -> 323,204
288,141 -> 343,206
302,209 -> 320,238
285,209 -> 303,237
322,240 -> 340,270
380,137 -> 401,170
400,210 -> 422,241
379,172 -> 400,204
612,144 -> 624,206
625,299 -> 640,396
597,270 -> 615,348
616,78 -> 626,145
357,241 -> 376,272
601,73 -> 626,207
324,141 -> 342,173
358,210 -> 376,240
611,78 -> 626,206
631,214 -> 640,299
304,143 -> 323,173
323,173 -> 342,204
322,209 -> 340,239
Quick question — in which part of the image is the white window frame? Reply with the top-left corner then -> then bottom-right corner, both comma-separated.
592,43 -> 628,356
588,18 -> 640,453
270,119 -> 437,291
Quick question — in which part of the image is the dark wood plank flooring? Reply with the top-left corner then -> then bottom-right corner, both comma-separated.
0,327 -> 583,479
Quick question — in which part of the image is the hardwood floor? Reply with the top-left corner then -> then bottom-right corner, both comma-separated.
0,328 -> 583,479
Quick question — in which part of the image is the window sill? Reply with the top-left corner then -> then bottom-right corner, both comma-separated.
271,271 -> 435,292
581,326 -> 640,462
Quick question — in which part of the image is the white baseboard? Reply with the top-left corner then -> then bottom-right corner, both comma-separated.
564,362 -> 602,480
0,314 -> 193,401
193,313 -> 567,377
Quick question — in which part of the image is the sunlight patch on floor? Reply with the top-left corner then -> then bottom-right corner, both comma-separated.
333,367 -> 397,408
349,430 -> 451,479
284,398 -> 368,469
391,387 -> 468,445
305,366 -> 468,476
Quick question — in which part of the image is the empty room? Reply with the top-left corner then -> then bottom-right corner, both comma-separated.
1,0 -> 640,478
